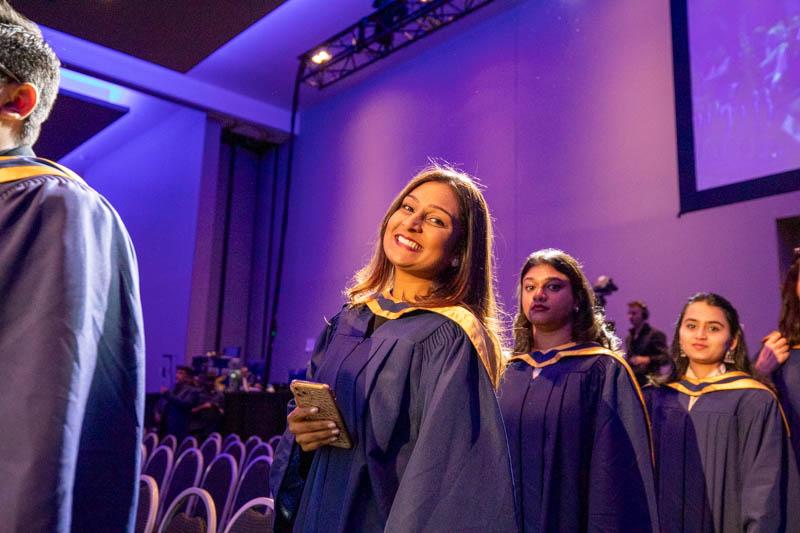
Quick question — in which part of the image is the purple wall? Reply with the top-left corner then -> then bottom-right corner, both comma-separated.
269,0 -> 800,381
186,120 -> 223,362
63,102 -> 213,390
185,140 -> 281,368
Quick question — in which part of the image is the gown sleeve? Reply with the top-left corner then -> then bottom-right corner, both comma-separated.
774,351 -> 800,471
384,320 -> 517,531
587,358 -> 659,532
738,390 -> 800,532
0,177 -> 145,532
270,313 -> 339,528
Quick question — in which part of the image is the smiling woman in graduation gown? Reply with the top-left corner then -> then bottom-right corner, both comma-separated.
754,250 -> 800,471
498,249 -> 658,532
270,166 -> 516,532
647,293 -> 799,532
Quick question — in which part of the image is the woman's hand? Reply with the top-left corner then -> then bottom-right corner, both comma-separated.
754,331 -> 790,375
287,406 -> 340,452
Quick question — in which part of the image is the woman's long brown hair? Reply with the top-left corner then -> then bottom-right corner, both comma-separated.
665,292 -> 751,382
779,249 -> 800,346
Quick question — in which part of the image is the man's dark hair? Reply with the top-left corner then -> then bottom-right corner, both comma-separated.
176,365 -> 195,376
0,1 -> 60,145
627,300 -> 650,320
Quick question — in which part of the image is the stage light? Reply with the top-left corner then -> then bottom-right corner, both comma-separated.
300,0 -> 496,89
311,49 -> 332,64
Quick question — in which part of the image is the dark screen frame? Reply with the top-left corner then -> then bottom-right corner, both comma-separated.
670,0 -> 800,215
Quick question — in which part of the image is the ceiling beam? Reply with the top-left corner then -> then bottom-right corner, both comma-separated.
42,26 -> 296,141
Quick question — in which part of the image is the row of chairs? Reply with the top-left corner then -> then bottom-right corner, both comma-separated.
143,432 -> 282,473
137,432 -> 280,533
139,477 -> 274,533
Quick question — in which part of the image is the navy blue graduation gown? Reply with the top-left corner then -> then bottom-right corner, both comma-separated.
0,152 -> 145,532
498,343 -> 658,532
774,348 -> 800,473
647,372 -> 800,532
270,296 -> 517,532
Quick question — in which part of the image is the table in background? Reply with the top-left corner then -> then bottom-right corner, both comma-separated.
145,389 -> 292,439
222,390 -> 293,439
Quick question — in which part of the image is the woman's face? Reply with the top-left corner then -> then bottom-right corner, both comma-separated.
679,301 -> 735,365
382,181 -> 460,282
521,263 -> 575,332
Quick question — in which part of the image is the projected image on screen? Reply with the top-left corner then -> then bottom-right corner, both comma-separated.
688,0 -> 800,191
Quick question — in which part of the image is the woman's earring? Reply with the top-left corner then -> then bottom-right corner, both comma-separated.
723,347 -> 735,364
451,257 -> 460,268
679,349 -> 687,358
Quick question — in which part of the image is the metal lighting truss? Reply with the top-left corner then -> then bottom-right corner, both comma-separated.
300,0 -> 497,89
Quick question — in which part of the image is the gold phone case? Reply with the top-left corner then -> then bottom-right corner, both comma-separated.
290,380 -> 353,449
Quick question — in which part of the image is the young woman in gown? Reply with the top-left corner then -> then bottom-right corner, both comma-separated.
647,292 -> 799,531
270,165 -> 516,532
498,248 -> 658,532
755,248 -> 800,470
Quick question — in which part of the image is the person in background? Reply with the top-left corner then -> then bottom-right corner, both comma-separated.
647,293 -> 798,531
0,3 -> 144,531
189,373 -> 225,441
625,300 -> 669,386
754,246 -> 800,472
499,249 -> 658,532
270,164 -> 516,532
157,366 -> 201,442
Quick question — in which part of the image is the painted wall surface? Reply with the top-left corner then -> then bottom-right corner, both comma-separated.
269,0 -> 800,381
185,140 -> 281,371
62,102 -> 209,390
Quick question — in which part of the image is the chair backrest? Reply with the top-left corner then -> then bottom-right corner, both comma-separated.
143,445 -> 174,492
135,475 -> 159,533
178,435 -> 199,455
159,448 -> 204,523
207,432 -> 222,443
141,443 -> 148,472
143,432 -> 159,457
267,435 -> 282,451
162,434 -> 178,454
222,433 -> 240,450
228,456 -> 271,523
157,487 -> 217,533
243,436 -> 261,456
222,497 -> 275,533
244,443 -> 273,469
200,436 -> 221,466
198,454 -> 238,532
223,441 -> 246,467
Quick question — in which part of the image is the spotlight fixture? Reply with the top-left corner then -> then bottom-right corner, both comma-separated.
310,49 -> 332,64
299,0 -> 496,89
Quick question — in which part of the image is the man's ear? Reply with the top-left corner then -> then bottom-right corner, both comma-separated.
0,82 -> 38,120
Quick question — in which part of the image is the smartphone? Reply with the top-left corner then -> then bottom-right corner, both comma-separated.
290,380 -> 353,449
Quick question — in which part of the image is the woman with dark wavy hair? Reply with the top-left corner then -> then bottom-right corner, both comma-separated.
755,248 -> 800,469
269,164 -> 516,532
647,293 -> 798,532
498,248 -> 657,532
